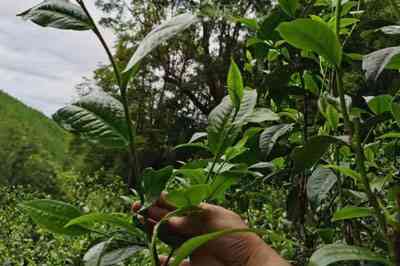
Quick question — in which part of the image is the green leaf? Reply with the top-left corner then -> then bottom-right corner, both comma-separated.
209,175 -> 238,201
278,0 -> 299,17
18,0 -> 92,31
171,229 -> 259,266
391,102 -> 400,126
332,207 -> 374,221
124,13 -> 199,71
379,25 -> 400,35
325,104 -> 339,130
175,143 -> 211,152
324,165 -> 361,181
259,124 -> 294,157
19,199 -> 87,235
367,95 -> 393,115
303,72 -> 320,95
227,59 -> 244,109
277,19 -> 342,66
207,96 -> 235,155
246,108 -> 280,123
65,213 -> 140,236
142,166 -> 173,204
378,132 -> 400,139
53,89 -> 130,148
189,132 -> 208,143
84,240 -> 143,266
234,89 -> 258,124
292,136 -> 347,172
166,185 -> 211,208
363,47 -> 400,81
308,244 -> 389,266
307,166 -> 337,204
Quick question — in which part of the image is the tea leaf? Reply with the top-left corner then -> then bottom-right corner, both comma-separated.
307,166 -> 337,204
363,47 -> 400,81
332,207 -> 374,221
18,0 -> 92,31
278,0 -> 299,17
227,59 -> 244,109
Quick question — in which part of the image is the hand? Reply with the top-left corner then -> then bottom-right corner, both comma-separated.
132,194 -> 290,266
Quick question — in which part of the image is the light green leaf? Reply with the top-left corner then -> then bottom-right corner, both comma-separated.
332,207 -> 374,221
19,200 -> 87,235
324,165 -> 361,181
378,132 -> 400,139
208,175 -> 238,201
308,244 -> 389,266
227,59 -> 244,109
66,213 -> 140,235
363,47 -> 400,81
166,185 -> 211,208
391,102 -> 400,126
53,89 -> 130,148
367,95 -> 393,115
246,108 -> 280,123
124,13 -> 199,71
277,19 -> 342,66
18,0 -> 92,31
171,229 -> 259,266
307,166 -> 337,204
278,0 -> 299,17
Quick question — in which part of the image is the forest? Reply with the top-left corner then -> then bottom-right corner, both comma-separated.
1,0 -> 400,265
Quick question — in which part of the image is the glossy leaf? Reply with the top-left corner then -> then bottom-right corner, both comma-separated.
166,185 -> 211,208
53,89 -> 130,148
277,19 -> 342,66
307,166 -> 337,204
379,25 -> 400,35
227,59 -> 244,109
171,229 -> 259,266
18,0 -> 92,31
292,136 -> 347,172
124,13 -> 199,71
259,124 -> 294,156
324,165 -> 361,182
278,0 -> 299,17
66,213 -> 140,235
332,207 -> 374,221
19,200 -> 87,235
234,89 -> 258,124
363,47 -> 400,81
367,95 -> 393,115
189,132 -> 208,143
308,244 -> 389,266
84,241 -> 143,266
246,108 -> 280,123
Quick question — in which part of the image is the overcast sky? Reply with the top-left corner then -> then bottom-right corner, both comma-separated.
0,1 -> 113,115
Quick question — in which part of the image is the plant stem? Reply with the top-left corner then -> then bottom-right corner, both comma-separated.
76,0 -> 141,195
353,119 -> 388,238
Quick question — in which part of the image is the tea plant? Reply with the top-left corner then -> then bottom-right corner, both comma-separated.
16,0 -> 400,265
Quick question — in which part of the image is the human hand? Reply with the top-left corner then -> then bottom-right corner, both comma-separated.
132,194 -> 290,266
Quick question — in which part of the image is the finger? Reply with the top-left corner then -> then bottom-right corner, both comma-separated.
156,192 -> 176,211
159,255 -> 191,266
131,201 -> 141,213
148,205 -> 170,221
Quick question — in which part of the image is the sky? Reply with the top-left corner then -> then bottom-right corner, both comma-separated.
0,1 -> 113,115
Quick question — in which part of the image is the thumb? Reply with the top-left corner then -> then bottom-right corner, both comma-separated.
159,255 -> 191,266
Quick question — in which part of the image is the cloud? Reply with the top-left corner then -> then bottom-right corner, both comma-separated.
0,1 -> 113,116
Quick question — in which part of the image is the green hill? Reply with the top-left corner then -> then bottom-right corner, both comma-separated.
0,90 -> 69,186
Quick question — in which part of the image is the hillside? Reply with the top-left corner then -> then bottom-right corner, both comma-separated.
0,90 -> 69,169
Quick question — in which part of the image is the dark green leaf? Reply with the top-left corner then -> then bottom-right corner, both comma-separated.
53,89 -> 130,148
324,165 -> 361,182
277,19 -> 342,66
391,102 -> 400,126
171,229 -> 259,266
209,175 -> 238,201
259,124 -> 294,157
363,47 -> 400,81
19,200 -> 87,235
227,59 -> 244,109
18,0 -> 92,31
308,244 -> 389,266
278,0 -> 299,17
332,207 -> 374,221
307,166 -> 337,204
142,166 -> 173,204
234,89 -> 258,124
124,13 -> 199,71
292,136 -> 347,172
